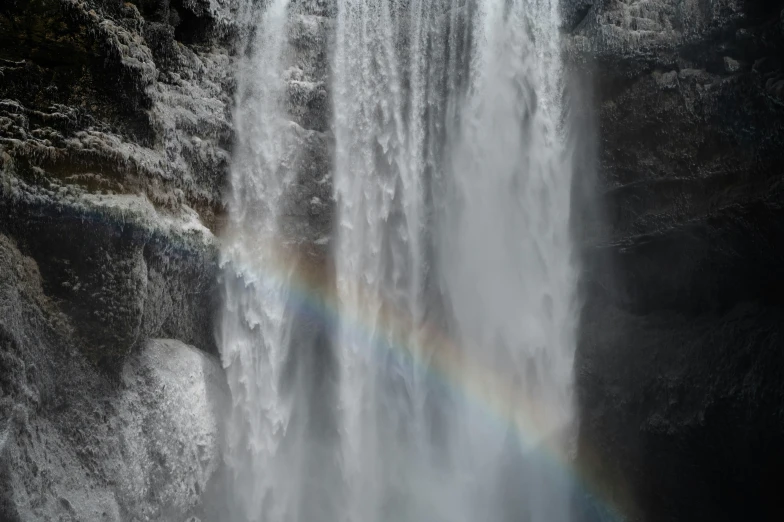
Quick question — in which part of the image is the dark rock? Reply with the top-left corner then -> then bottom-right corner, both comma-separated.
0,0 -> 236,213
0,228 -> 227,520
0,0 -> 233,516
570,1 -> 784,520
0,171 -> 220,365
561,0 -> 594,31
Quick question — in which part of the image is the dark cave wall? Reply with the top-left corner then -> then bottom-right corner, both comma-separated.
568,0 -> 784,520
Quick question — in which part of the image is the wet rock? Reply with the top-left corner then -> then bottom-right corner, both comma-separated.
561,0 -> 594,31
0,176 -> 220,365
0,0 -> 337,517
0,232 -> 227,521
652,69 -> 677,90
115,338 -> 228,520
0,0 -> 236,222
0,1 -> 232,516
570,1 -> 784,520
723,56 -> 740,73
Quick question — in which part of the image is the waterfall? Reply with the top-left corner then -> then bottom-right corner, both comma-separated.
333,0 -> 577,521
219,1 -> 299,520
221,0 -> 579,520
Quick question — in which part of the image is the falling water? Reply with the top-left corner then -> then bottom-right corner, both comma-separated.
219,1 -> 300,520
221,0 -> 579,520
333,0 -> 577,521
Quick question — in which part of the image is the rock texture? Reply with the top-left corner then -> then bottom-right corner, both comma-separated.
567,1 -> 784,520
0,0 -> 237,519
278,0 -> 335,260
117,339 -> 228,521
0,0 -> 339,518
0,0 -> 235,218
0,232 -> 227,521
0,0 -> 237,361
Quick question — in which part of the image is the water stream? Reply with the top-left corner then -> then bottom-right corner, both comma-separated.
219,1 -> 300,519
221,0 -> 579,520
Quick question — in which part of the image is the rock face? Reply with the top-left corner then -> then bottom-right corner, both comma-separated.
0,232 -> 227,521
278,0 -> 335,260
117,339 -> 228,521
0,0 -> 337,518
0,0 -> 236,362
0,0 -> 236,519
0,0 -> 235,216
566,1 -> 784,520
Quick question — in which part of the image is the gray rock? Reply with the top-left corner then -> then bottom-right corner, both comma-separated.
114,338 -> 228,521
653,69 -> 678,90
0,0 -> 337,517
723,56 -> 741,73
0,0 -> 236,225
0,3 -> 231,517
569,1 -> 784,520
0,232 -> 227,521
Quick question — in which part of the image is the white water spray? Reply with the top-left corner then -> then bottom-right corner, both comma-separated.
333,0 -> 578,520
219,1 -> 300,520
221,0 -> 579,520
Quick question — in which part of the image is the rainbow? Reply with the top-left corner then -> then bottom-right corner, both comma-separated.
221,233 -> 634,521
8,186 -> 634,517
